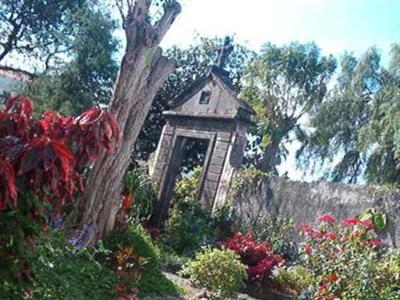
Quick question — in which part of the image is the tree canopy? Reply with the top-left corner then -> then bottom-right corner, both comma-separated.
240,42 -> 337,174
24,5 -> 119,115
0,0 -> 87,73
298,45 -> 400,185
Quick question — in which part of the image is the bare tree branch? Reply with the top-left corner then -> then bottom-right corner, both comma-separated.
0,65 -> 35,79
153,0 -> 181,44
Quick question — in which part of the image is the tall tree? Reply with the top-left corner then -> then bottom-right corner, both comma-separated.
24,5 -> 119,115
298,46 -> 400,184
134,37 -> 254,169
81,0 -> 181,239
0,0 -> 87,74
241,42 -> 336,173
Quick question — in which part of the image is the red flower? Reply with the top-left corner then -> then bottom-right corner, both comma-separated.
324,273 -> 338,283
300,223 -> 324,239
218,231 -> 283,283
323,232 -> 337,240
360,219 -> 374,230
342,218 -> 360,227
366,239 -> 384,248
318,214 -> 336,223
304,244 -> 313,254
121,194 -> 133,210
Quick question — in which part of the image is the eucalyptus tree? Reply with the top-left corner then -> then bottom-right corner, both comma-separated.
241,42 -> 336,173
298,46 -> 400,185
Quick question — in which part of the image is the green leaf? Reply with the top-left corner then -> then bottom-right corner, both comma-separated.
373,213 -> 387,231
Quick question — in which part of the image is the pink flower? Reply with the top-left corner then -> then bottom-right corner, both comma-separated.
318,214 -> 336,223
366,239 -> 384,248
304,244 -> 313,254
300,224 -> 323,239
342,218 -> 360,227
360,219 -> 374,230
323,232 -> 337,240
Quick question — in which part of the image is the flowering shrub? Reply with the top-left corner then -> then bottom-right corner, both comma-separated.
0,95 -> 119,287
298,214 -> 400,299
180,247 -> 246,298
218,231 -> 284,284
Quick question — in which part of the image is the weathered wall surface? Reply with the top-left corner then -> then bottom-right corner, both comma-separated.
230,174 -> 400,247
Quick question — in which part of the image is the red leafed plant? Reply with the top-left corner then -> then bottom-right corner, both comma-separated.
218,231 -> 284,284
0,95 -> 119,284
0,95 -> 120,211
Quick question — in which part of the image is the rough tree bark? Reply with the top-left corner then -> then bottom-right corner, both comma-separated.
81,0 -> 181,239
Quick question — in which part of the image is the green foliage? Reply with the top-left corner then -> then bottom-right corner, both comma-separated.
106,225 -> 181,297
376,249 -> 400,300
24,3 -> 119,115
180,247 -> 246,298
30,234 -> 119,300
357,208 -> 387,231
241,42 -> 336,173
123,167 -> 155,223
173,166 -> 203,203
273,265 -> 313,296
0,0 -> 85,64
159,244 -> 190,273
0,192 -> 48,288
298,45 -> 400,185
162,167 -> 212,256
229,168 -> 269,198
162,198 -> 211,256
0,231 -> 120,300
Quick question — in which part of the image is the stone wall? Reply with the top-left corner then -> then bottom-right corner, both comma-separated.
230,173 -> 400,247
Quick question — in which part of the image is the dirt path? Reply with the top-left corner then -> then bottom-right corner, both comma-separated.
141,272 -> 260,300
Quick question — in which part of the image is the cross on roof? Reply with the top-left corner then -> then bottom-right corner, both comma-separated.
216,36 -> 234,69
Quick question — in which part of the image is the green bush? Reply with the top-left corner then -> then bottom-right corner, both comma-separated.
374,249 -> 400,300
159,244 -> 190,273
0,231 -> 120,300
0,192 -> 49,291
273,265 -> 313,296
162,167 -> 212,256
123,167 -> 155,223
106,225 -> 181,297
180,247 -> 246,298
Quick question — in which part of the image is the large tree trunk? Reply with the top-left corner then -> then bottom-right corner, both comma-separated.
81,0 -> 181,239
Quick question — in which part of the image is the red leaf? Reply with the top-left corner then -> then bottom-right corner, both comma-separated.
0,159 -> 17,210
0,136 -> 25,160
39,111 -> 73,139
5,95 -> 33,118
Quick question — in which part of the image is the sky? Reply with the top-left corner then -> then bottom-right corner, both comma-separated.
162,0 -> 400,60
158,0 -> 400,181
